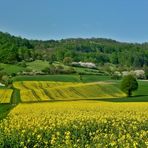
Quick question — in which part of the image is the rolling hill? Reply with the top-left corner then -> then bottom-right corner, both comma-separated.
13,81 -> 126,102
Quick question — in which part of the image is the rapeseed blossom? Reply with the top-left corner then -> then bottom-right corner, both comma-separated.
0,101 -> 147,147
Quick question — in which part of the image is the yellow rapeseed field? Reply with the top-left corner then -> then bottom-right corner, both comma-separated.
13,81 -> 126,102
0,89 -> 13,103
0,101 -> 148,147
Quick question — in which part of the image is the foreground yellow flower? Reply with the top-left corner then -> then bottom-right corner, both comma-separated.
0,101 -> 148,147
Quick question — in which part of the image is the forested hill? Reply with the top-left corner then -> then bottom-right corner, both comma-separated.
0,31 -> 148,68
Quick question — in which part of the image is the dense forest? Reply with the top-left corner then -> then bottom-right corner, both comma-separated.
0,31 -> 148,68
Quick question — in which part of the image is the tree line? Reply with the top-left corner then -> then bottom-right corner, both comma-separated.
0,31 -> 148,68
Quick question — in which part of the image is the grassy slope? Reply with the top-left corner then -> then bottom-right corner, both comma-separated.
0,60 -> 108,78
53,62 -> 102,75
13,75 -> 81,82
126,81 -> 148,102
26,60 -> 49,71
82,75 -> 111,82
10,88 -> 21,104
102,80 -> 148,102
13,75 -> 110,82
0,104 -> 14,120
1,60 -> 104,75
135,81 -> 148,96
0,60 -> 49,75
0,63 -> 24,75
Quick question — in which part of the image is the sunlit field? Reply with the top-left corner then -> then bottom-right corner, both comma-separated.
0,101 -> 148,147
13,81 -> 126,102
0,80 -> 147,147
0,89 -> 13,103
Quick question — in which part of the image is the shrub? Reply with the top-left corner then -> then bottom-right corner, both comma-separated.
63,57 -> 73,65
18,61 -> 27,67
42,67 -> 50,74
1,75 -> 10,86
11,73 -> 17,77
144,66 -> 148,79
111,71 -> 122,80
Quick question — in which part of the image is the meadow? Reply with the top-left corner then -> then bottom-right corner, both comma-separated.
13,74 -> 110,83
0,63 -> 25,75
0,60 -> 104,76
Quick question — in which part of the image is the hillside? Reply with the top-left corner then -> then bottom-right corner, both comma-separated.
0,31 -> 148,68
13,81 -> 126,102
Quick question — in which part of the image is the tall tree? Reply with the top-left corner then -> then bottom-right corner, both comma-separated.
121,75 -> 138,97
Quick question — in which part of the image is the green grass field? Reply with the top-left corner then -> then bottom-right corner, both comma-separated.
0,60 -> 106,76
13,74 -> 110,82
13,74 -> 81,82
0,104 -> 14,120
105,80 -> 148,102
53,62 -> 103,75
0,63 -> 24,75
26,60 -> 49,71
0,60 -> 50,74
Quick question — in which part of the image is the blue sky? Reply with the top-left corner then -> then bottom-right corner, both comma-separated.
0,0 -> 148,42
